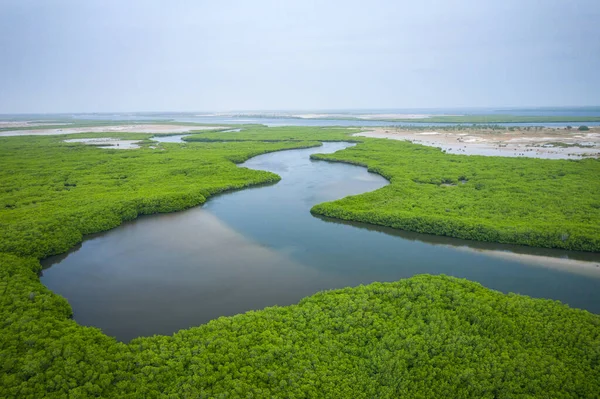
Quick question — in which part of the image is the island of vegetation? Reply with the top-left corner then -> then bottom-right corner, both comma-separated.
309,139 -> 600,251
1,126 -> 599,397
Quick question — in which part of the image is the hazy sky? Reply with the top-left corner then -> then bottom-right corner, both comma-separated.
1,0 -> 599,113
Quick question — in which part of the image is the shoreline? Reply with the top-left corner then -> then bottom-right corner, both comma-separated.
453,247 -> 600,278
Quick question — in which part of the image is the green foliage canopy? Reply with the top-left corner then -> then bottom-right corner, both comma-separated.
311,139 -> 600,251
0,134 -> 318,259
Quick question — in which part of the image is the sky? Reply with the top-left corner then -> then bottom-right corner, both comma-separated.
1,0 -> 599,113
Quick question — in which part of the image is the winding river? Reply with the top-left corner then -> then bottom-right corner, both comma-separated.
41,142 -> 600,341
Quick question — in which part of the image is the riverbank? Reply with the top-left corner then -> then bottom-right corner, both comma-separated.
455,247 -> 600,278
354,127 -> 600,159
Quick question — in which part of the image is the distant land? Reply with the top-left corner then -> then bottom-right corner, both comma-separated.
1,106 -> 600,120
2,107 -> 600,128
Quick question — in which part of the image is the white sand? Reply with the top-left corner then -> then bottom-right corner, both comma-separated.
0,124 -> 226,137
0,122 -> 70,129
355,128 -> 600,159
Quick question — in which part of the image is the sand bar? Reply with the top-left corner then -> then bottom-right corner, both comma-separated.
355,127 -> 600,159
0,122 -> 71,129
0,124 -> 226,137
453,246 -> 600,278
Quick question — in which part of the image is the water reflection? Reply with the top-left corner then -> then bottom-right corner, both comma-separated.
151,134 -> 190,143
42,211 -> 339,341
314,216 -> 600,278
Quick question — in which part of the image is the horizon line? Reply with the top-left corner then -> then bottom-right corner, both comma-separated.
2,105 -> 600,116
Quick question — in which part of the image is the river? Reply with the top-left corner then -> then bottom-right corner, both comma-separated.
41,142 -> 600,342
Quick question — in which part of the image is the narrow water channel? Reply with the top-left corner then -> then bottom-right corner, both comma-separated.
41,142 -> 600,342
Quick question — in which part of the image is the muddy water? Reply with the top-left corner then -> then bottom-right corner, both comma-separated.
41,142 -> 600,341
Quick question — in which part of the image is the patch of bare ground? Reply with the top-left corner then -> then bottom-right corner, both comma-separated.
0,122 -> 71,129
355,126 -> 600,159
0,124 -> 227,136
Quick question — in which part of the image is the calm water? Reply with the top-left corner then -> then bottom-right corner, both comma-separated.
3,108 -> 600,127
41,142 -> 600,341
6,108 -> 598,127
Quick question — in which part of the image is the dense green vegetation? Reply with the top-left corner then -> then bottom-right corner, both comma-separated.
3,251 -> 599,398
2,128 -> 599,397
0,133 -> 318,259
311,139 -> 600,251
185,125 -> 360,142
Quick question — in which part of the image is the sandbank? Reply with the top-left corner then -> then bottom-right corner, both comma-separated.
355,127 -> 600,159
0,124 -> 226,137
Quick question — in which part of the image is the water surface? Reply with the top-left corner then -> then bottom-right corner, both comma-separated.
60,108 -> 600,127
41,142 -> 600,341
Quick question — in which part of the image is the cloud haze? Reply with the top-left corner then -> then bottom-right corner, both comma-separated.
1,0 -> 599,112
